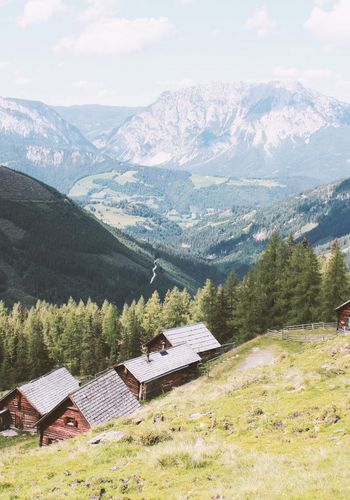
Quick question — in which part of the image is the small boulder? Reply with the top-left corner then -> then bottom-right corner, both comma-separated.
0,429 -> 18,437
89,430 -> 124,445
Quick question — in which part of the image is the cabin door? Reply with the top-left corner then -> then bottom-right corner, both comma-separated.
15,411 -> 24,429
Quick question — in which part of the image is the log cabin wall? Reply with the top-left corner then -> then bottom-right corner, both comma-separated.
115,366 -> 140,398
142,364 -> 198,400
337,305 -> 350,328
147,334 -> 172,353
0,389 -> 41,433
39,399 -> 90,446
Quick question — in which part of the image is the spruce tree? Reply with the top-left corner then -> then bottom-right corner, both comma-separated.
142,291 -> 163,340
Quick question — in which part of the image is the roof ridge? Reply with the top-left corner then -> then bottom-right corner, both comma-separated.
162,322 -> 205,333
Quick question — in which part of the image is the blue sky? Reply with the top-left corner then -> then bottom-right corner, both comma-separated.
0,0 -> 350,106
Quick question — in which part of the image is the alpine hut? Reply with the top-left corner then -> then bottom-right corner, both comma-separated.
147,322 -> 221,361
335,299 -> 350,330
0,368 -> 79,433
37,369 -> 140,446
115,344 -> 201,400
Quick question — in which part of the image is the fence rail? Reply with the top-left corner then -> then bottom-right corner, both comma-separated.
267,322 -> 338,343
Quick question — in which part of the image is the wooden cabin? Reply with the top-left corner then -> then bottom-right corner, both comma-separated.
147,322 -> 221,361
0,368 -> 79,433
115,344 -> 201,400
335,300 -> 350,330
37,369 -> 140,446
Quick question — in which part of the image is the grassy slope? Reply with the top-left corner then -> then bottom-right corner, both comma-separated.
2,335 -> 350,499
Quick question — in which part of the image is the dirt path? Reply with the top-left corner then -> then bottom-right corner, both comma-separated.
238,347 -> 276,371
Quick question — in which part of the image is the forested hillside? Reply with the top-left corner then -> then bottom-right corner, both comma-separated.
1,233 -> 348,391
178,177 -> 350,275
0,166 -> 219,307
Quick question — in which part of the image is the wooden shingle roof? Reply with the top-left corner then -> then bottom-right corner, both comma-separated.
70,369 -> 140,427
18,367 -> 79,415
119,344 -> 201,383
161,323 -> 221,354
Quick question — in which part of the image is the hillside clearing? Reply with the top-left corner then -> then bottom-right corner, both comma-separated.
1,335 -> 350,499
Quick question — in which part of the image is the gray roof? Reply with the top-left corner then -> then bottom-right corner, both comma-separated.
71,369 -> 140,427
335,299 -> 350,311
121,344 -> 201,383
162,323 -> 221,354
19,367 -> 80,415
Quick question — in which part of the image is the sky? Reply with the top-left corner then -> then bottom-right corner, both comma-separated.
0,0 -> 350,106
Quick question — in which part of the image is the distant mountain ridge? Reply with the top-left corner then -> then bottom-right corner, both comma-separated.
0,165 -> 220,306
103,81 -> 350,182
177,175 -> 350,275
0,96 -> 118,191
53,104 -> 143,148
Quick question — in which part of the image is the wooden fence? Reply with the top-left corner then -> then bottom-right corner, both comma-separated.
267,322 -> 338,343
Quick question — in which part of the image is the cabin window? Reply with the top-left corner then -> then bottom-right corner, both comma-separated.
65,416 -> 78,428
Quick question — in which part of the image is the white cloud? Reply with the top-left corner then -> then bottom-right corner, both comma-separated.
0,61 -> 10,71
54,16 -> 175,56
14,76 -> 31,86
273,65 -> 333,84
245,6 -> 276,37
157,78 -> 194,89
273,66 -> 298,78
72,79 -> 89,89
305,0 -> 350,46
79,0 -> 120,24
19,0 -> 66,27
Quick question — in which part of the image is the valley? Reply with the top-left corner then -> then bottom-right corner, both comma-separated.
0,166 -> 221,307
1,80 -> 350,293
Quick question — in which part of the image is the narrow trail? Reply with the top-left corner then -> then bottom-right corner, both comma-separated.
150,259 -> 158,285
238,347 -> 276,371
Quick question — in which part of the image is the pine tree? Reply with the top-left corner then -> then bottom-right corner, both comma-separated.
224,272 -> 239,341
25,308 -> 51,379
101,301 -> 120,363
287,241 -> 321,324
142,291 -> 163,340
192,279 -> 218,333
162,287 -> 191,328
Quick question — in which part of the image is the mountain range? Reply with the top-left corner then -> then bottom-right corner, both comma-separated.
1,81 -> 350,195
103,81 -> 350,182
53,104 -> 143,148
0,165 -> 221,306
1,81 -> 350,289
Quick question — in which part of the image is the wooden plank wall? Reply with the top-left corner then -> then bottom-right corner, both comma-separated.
115,366 -> 140,398
143,364 -> 198,400
0,390 -> 41,433
39,399 -> 90,446
337,305 -> 350,328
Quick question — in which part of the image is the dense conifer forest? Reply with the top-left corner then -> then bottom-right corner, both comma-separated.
1,233 -> 349,391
